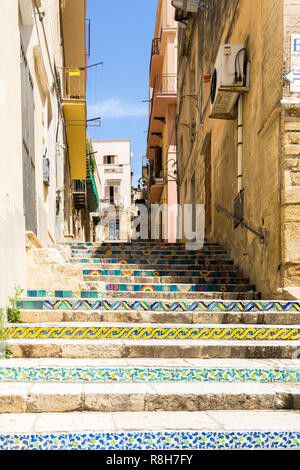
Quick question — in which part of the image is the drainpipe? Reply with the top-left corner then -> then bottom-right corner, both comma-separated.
237,95 -> 243,193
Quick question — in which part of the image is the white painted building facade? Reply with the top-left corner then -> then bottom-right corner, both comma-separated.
93,140 -> 132,241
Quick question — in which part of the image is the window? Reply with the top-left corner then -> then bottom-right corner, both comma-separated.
104,155 -> 116,165
109,186 -> 114,203
105,181 -> 120,205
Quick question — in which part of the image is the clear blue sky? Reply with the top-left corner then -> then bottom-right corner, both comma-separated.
86,0 -> 157,187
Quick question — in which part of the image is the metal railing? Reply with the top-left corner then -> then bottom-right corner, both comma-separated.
72,180 -> 86,193
63,67 -> 86,100
153,73 -> 177,96
151,38 -> 161,57
215,205 -> 265,242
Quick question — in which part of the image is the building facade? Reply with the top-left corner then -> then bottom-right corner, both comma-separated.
145,0 -> 178,242
93,140 -> 132,242
0,0 -> 96,306
174,0 -> 300,299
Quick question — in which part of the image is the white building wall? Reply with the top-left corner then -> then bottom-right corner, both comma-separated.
93,140 -> 132,241
0,1 -> 26,307
0,0 -> 66,307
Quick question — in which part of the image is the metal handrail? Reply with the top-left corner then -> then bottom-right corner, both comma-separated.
215,205 -> 265,242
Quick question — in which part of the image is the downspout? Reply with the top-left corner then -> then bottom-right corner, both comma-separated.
237,95 -> 243,193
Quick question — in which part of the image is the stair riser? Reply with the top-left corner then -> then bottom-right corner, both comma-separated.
0,430 -> 298,450
4,326 -> 300,341
1,367 -> 299,384
82,269 -> 243,277
74,263 -> 237,271
64,292 -> 257,299
71,259 -> 235,266
84,284 -> 256,293
8,342 -> 300,359
19,310 -> 300,325
0,391 -> 298,414
82,276 -> 249,285
71,254 -> 230,260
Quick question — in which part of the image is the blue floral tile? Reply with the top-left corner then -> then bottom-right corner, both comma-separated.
142,432 -> 162,450
68,433 -> 88,450
174,369 -> 191,382
119,368 -> 135,382
160,432 -> 182,449
133,368 -> 149,382
287,432 -> 300,449
91,369 -> 107,382
190,369 -> 206,382
285,369 -> 300,383
0,435 -> 12,450
30,434 -> 51,450
147,368 -> 163,382
180,432 -> 200,449
48,434 -> 69,450
86,433 -> 107,450
160,369 -> 176,382
269,432 -> 289,449
10,435 -> 31,450
123,433 -> 144,450
105,432 -> 125,450
198,433 -> 218,449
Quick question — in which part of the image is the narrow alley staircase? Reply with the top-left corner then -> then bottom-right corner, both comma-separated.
1,240 -> 300,450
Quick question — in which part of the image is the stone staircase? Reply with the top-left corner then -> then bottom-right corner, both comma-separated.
1,240 -> 300,450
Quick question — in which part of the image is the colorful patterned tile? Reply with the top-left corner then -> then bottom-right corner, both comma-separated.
0,435 -> 11,450
287,432 -> 300,449
68,433 -> 88,450
105,432 -> 125,450
141,432 -> 162,450
30,434 -> 51,450
123,433 -> 144,450
47,434 -> 69,450
160,432 -> 182,449
180,432 -> 201,449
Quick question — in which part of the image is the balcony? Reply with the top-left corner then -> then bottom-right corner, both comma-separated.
149,38 -> 163,87
147,74 -> 177,159
63,67 -> 86,100
72,180 -> 87,209
153,73 -> 177,97
72,154 -> 100,212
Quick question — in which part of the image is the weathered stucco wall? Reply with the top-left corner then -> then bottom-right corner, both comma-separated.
177,0 -> 299,298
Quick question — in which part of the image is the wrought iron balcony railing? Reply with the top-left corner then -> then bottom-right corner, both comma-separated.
151,38 -> 161,57
153,73 -> 177,97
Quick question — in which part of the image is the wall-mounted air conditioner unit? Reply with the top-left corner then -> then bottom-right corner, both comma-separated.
210,44 -> 250,119
43,158 -> 50,186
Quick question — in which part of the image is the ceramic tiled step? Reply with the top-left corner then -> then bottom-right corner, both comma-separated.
2,410 -> 300,450
22,293 -> 258,301
1,381 -> 300,414
3,322 -> 300,341
71,258 -> 235,266
18,309 -> 300,325
1,358 -> 300,383
70,246 -> 224,253
77,292 -> 258,299
82,276 -> 249,285
73,249 -> 227,256
85,282 -> 255,292
63,241 -> 220,247
71,252 -> 230,260
82,268 -> 244,277
7,338 -> 300,359
23,299 -> 292,314
73,262 -> 237,271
